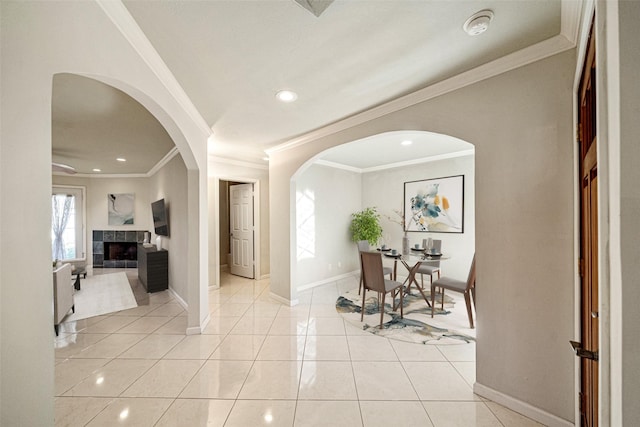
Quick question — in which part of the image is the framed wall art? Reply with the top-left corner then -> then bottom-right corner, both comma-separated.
108,193 -> 135,225
404,175 -> 464,233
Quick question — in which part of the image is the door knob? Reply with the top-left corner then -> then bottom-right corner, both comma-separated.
591,311 -> 599,318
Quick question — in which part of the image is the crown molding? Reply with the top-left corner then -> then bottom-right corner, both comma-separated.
314,160 -> 363,173
362,149 -> 475,173
315,149 -> 475,174
147,147 -> 180,176
55,147 -> 180,178
561,0 -> 585,45
96,0 -> 212,138
267,33 -> 575,156
70,173 -> 149,179
209,155 -> 269,171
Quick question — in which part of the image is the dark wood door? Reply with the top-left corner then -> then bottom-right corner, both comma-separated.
577,21 -> 598,427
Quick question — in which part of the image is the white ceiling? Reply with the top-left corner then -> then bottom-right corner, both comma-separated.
51,0 -> 565,174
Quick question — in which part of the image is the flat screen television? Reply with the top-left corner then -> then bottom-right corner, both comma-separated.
151,198 -> 169,236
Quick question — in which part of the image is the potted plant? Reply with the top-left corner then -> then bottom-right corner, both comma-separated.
350,207 -> 383,246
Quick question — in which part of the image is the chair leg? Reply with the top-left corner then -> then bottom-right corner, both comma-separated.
358,275 -> 363,295
380,292 -> 386,329
464,291 -> 474,329
471,287 -> 477,309
430,284 -> 435,318
441,289 -> 445,310
360,288 -> 366,322
399,288 -> 404,319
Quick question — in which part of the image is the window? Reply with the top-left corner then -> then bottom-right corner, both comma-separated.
51,186 -> 85,261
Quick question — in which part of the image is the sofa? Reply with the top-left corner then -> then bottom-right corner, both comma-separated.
53,263 -> 74,335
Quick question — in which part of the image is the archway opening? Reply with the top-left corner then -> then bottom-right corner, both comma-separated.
290,130 -> 476,336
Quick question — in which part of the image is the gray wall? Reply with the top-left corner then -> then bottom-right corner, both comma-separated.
599,1 -> 640,424
270,50 -> 576,422
219,181 -> 230,267
619,3 -> 640,423
149,154 -> 189,302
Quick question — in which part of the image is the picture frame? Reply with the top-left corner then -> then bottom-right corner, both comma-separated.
404,175 -> 464,233
108,193 -> 135,225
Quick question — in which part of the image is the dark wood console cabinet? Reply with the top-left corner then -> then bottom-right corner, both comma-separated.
137,244 -> 168,293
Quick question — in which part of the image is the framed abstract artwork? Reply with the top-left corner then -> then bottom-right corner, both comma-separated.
404,175 -> 464,233
108,193 -> 135,225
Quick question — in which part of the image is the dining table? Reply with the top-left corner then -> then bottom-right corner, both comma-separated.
382,249 -> 451,308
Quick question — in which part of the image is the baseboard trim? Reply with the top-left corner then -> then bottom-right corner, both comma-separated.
296,271 -> 359,292
259,273 -> 270,280
168,287 -> 188,311
186,313 -> 210,335
269,292 -> 299,307
473,382 -> 573,427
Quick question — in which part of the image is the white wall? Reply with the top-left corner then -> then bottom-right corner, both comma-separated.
294,164 -> 362,288
269,50 -> 576,422
362,154 -> 475,281
150,155 -> 189,302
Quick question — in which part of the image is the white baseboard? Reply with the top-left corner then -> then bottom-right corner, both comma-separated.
168,287 -> 188,311
220,263 -> 229,272
186,313 -> 210,335
259,273 -> 270,280
296,270 -> 359,292
269,291 -> 299,306
473,382 -> 573,427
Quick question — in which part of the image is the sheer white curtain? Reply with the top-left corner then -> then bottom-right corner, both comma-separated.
52,194 -> 73,261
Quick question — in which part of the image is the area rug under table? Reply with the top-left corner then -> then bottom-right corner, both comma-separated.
336,286 -> 476,345
63,272 -> 138,322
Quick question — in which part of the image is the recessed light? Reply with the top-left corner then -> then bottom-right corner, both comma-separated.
463,10 -> 493,36
401,140 -> 413,146
262,157 -> 269,161
116,158 -> 126,162
275,90 -> 298,102
92,168 -> 102,172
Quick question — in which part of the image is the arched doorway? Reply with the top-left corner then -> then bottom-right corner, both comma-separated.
51,72 -> 208,334
290,130 -> 475,295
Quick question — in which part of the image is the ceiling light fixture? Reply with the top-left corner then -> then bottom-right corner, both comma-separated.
275,90 -> 298,103
93,168 -> 101,172
116,158 -> 126,162
401,140 -> 413,146
262,157 -> 270,161
463,10 -> 494,36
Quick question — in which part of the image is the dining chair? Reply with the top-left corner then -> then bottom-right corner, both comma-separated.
417,239 -> 442,287
360,251 -> 404,329
430,254 -> 476,328
357,240 -> 394,295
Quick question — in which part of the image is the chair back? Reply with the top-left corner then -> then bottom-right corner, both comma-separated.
360,251 -> 386,293
356,240 -> 370,252
465,254 -> 476,291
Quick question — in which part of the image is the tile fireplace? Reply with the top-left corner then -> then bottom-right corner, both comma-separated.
92,230 -> 148,268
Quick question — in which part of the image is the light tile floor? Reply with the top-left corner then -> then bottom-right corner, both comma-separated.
55,270 -> 543,426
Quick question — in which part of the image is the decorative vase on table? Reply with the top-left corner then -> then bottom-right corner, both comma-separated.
402,232 -> 410,255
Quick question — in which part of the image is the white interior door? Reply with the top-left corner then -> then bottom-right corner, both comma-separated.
229,183 -> 254,278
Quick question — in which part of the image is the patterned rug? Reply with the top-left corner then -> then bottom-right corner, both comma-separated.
336,285 -> 476,345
